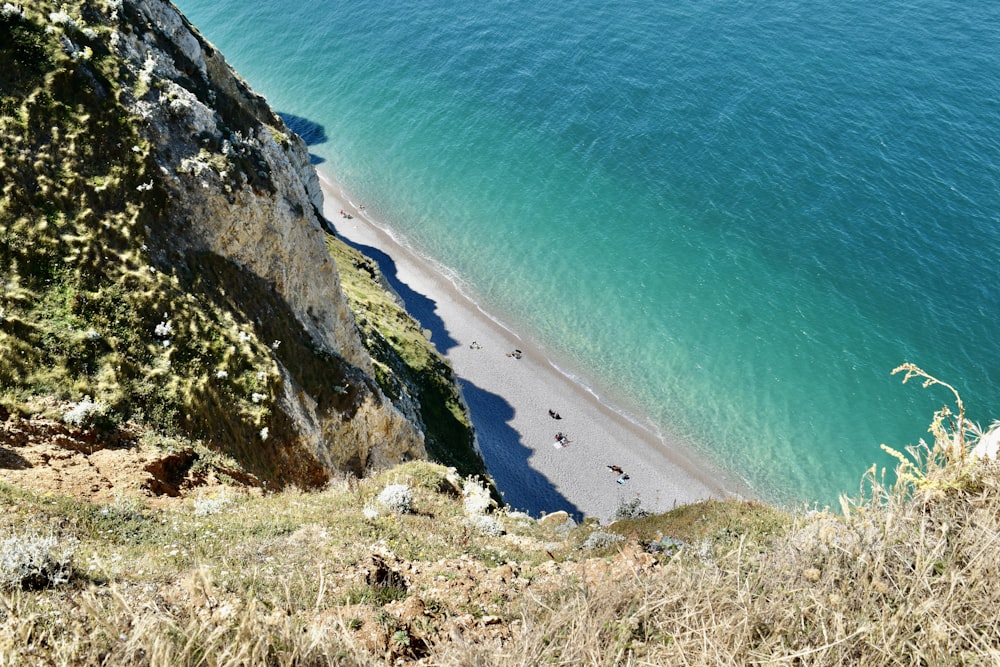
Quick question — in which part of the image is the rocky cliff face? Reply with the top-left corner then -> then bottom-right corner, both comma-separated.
0,0 -> 450,485
119,0 -> 430,478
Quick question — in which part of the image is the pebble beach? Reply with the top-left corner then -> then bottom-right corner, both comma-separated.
318,171 -> 743,521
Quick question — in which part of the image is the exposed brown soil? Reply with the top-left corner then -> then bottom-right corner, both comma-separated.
0,410 -> 670,664
0,411 -> 257,506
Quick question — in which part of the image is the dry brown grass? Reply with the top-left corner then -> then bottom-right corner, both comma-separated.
3,368 -> 1000,665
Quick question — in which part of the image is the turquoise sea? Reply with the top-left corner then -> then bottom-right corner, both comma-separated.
174,0 -> 1000,506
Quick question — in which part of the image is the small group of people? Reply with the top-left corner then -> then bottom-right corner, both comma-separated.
338,209 -> 353,219
505,349 -> 523,359
607,464 -> 630,484
469,340 -> 482,350
546,412 -> 631,483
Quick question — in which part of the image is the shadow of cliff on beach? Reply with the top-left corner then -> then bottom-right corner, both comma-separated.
338,238 -> 459,353
333,231 -> 581,520
278,112 -> 327,165
459,381 -> 582,520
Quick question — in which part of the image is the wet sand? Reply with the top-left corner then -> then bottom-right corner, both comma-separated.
318,170 -> 745,521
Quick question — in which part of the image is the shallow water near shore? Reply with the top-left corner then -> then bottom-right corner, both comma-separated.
175,0 -> 1000,506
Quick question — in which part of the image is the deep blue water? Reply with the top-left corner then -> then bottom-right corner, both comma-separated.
174,0 -> 1000,505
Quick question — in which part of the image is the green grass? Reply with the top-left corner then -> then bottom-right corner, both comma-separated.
609,498 -> 792,549
327,237 -> 491,486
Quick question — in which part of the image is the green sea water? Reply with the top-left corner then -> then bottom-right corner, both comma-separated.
174,0 -> 1000,506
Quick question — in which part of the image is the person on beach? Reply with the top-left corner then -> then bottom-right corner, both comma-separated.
469,341 -> 482,350
555,432 -> 569,445
616,473 -> 630,485
506,349 -> 523,359
607,465 -> 623,474
548,409 -> 562,419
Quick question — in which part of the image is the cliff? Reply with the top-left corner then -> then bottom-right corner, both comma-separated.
0,0 -> 483,487
4,4 -> 1000,665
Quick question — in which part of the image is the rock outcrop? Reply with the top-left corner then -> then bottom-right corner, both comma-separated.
0,0 -> 449,485
124,0 -> 429,477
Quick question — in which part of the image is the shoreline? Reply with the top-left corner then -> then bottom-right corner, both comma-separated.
317,169 -> 750,521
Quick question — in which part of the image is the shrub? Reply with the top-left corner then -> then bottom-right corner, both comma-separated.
464,515 -> 505,537
462,477 -> 493,516
193,491 -> 232,516
376,484 -> 413,515
613,497 -> 650,521
555,517 -> 577,535
99,494 -> 145,522
581,531 -> 624,551
63,395 -> 106,428
647,535 -> 685,557
0,531 -> 76,590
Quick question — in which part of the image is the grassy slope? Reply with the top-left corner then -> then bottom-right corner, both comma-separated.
327,236 -> 490,484
3,430 -> 1000,665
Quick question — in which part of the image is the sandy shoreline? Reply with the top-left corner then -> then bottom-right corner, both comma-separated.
317,170 -> 746,521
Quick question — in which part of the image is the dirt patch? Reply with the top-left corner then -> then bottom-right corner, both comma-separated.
0,414 -> 255,505
143,448 -> 198,497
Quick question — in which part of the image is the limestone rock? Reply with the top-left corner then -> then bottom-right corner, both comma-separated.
116,0 -> 426,480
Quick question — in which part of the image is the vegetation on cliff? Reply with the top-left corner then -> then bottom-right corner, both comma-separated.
0,0 -> 482,487
1,0 -> 174,425
326,237 -> 488,482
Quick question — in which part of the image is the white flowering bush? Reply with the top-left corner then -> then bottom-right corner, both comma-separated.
154,318 -> 172,338
48,10 -> 77,30
193,492 -> 233,517
462,477 -> 493,516
63,396 -> 106,428
99,494 -> 145,523
0,531 -> 76,591
463,515 -> 505,537
139,55 -> 156,85
377,484 -> 413,515
582,531 -> 625,551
